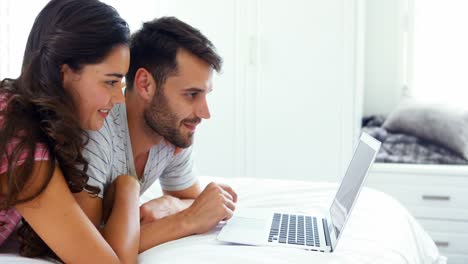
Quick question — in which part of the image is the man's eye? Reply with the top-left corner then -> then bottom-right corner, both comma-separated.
187,92 -> 198,98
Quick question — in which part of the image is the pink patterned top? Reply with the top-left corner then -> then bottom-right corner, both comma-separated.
0,93 -> 49,246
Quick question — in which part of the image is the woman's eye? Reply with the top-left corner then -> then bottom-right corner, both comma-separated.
105,80 -> 119,87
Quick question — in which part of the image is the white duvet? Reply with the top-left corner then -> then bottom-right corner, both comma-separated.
0,176 -> 447,264
139,176 -> 446,264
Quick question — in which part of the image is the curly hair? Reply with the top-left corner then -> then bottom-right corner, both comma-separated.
0,0 -> 129,259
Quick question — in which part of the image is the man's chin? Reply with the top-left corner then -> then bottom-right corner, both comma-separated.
168,137 -> 193,149
174,142 -> 192,149
180,139 -> 194,148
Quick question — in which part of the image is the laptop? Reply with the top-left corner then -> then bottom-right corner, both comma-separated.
217,132 -> 381,252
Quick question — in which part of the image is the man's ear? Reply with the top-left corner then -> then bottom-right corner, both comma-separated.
134,68 -> 156,102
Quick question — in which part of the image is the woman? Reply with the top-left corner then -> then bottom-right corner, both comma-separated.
0,0 -> 140,262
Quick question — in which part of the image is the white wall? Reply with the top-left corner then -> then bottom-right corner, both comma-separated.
1,0 -> 363,182
102,1 -> 158,32
363,0 -> 407,116
152,0 -> 364,181
0,0 -> 157,78
0,0 -> 49,78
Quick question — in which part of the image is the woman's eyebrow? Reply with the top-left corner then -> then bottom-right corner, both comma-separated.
105,73 -> 124,78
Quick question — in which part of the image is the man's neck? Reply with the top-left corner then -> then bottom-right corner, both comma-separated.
125,93 -> 163,171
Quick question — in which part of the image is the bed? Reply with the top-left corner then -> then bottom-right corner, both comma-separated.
138,176 -> 445,264
0,176 -> 447,263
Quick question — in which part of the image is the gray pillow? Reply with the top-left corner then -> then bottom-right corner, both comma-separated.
383,99 -> 468,160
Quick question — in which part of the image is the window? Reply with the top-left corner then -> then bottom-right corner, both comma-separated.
410,0 -> 468,107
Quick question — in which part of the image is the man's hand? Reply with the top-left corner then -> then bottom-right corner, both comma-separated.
139,195 -> 185,225
182,182 -> 237,234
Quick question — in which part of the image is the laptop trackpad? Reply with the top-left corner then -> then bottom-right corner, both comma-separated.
217,216 -> 268,245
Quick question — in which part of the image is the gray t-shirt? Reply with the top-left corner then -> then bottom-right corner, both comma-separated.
83,103 -> 197,198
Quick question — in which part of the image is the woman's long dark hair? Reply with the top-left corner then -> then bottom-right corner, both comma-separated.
0,0 -> 129,258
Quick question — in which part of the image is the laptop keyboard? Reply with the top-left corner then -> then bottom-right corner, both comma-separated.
268,213 -> 320,247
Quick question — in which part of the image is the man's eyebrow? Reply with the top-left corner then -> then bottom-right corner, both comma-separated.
185,87 -> 203,92
105,73 -> 124,78
184,87 -> 213,93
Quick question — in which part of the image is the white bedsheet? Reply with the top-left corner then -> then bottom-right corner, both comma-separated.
0,176 -> 446,264
139,176 -> 446,264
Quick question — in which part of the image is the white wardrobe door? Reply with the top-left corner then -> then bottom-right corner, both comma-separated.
154,0 -> 362,181
252,0 -> 360,181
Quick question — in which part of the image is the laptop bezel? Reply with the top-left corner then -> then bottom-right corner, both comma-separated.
327,132 -> 381,251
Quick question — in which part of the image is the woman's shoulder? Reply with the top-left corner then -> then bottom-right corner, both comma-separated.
0,86 -> 50,175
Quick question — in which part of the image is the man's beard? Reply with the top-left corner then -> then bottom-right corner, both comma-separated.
143,92 -> 200,148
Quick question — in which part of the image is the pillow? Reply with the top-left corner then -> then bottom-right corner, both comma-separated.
383,99 -> 468,160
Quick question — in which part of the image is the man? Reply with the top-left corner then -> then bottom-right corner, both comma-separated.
74,17 -> 237,252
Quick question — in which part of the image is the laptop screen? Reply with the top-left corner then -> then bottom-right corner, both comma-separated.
328,133 -> 380,241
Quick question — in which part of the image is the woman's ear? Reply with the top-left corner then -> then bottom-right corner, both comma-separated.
61,64 -> 73,90
134,67 -> 156,102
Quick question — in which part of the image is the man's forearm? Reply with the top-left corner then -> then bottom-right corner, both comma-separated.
169,196 -> 194,212
139,209 -> 194,252
139,195 -> 194,224
138,182 -> 236,252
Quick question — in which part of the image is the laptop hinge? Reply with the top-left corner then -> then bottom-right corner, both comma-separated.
322,218 -> 331,247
